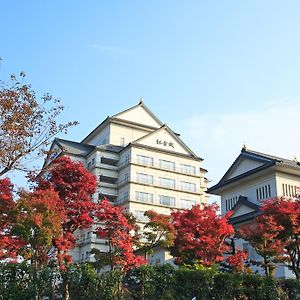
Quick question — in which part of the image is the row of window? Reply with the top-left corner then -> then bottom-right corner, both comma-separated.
256,185 -> 271,201
135,191 -> 196,208
225,196 -> 238,211
135,200 -> 197,222
135,172 -> 197,192
135,154 -> 197,175
282,183 -> 299,197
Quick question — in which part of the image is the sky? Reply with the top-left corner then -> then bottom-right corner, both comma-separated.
1,1 -> 300,195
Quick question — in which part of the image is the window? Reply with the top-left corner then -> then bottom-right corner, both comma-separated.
180,164 -> 196,175
159,195 -> 175,206
256,185 -> 271,201
81,253 -> 84,261
135,210 -> 149,222
225,196 -> 238,211
136,191 -> 153,203
136,173 -> 153,185
137,154 -> 153,166
282,183 -> 299,197
159,159 -> 175,171
159,177 -> 175,189
124,172 -> 129,182
120,137 -> 125,146
181,181 -> 196,192
181,199 -> 196,209
125,154 -> 130,164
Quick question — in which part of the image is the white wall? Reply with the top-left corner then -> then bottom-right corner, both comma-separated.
220,174 -> 277,214
87,125 -> 110,146
109,123 -> 151,146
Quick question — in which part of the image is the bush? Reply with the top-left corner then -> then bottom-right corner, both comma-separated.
280,278 -> 300,300
126,264 -> 174,300
1,263 -> 300,299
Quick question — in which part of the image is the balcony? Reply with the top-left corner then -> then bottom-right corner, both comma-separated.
118,158 -> 198,176
117,177 -> 200,194
87,157 -> 119,171
98,193 -> 117,202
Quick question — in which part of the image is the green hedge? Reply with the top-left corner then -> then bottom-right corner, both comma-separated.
1,263 -> 300,300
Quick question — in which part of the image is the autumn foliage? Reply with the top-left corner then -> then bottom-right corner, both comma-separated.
170,203 -> 235,266
142,210 -> 175,255
94,199 -> 145,271
12,188 -> 64,269
240,196 -> 300,278
37,156 -> 97,266
0,178 -> 23,261
0,74 -> 77,177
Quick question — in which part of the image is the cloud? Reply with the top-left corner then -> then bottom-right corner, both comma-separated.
179,98 -> 300,189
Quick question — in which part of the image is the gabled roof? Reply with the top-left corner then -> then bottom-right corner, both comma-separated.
55,138 -> 95,156
208,147 -> 300,194
81,101 -> 163,144
95,144 -> 124,153
131,124 -> 202,160
111,100 -> 163,127
244,148 -> 300,169
231,195 -> 260,212
229,196 -> 261,225
42,138 -> 95,169
81,117 -> 110,144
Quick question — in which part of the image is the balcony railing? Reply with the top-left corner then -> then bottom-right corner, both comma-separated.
117,177 -> 200,194
118,158 -> 198,176
87,162 -> 118,171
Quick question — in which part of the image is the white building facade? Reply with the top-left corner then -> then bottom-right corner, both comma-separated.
46,101 -> 208,264
208,146 -> 300,278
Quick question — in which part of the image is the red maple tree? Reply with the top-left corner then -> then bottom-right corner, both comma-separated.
225,249 -> 249,273
0,178 -> 24,261
37,156 -> 97,266
239,213 -> 285,276
240,197 -> 300,278
141,210 -> 175,257
12,188 -> 65,269
93,199 -> 145,271
170,203 -> 234,266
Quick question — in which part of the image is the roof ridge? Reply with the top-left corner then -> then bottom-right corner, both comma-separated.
242,148 -> 296,163
55,137 -> 94,148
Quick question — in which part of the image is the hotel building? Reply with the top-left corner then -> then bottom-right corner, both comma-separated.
45,101 -> 208,263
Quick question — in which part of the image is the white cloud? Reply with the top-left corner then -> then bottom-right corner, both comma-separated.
179,98 -> 300,189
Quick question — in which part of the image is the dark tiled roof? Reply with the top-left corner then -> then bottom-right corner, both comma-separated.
55,138 -> 95,157
96,144 -> 124,153
229,196 -> 261,225
208,147 -> 300,193
231,196 -> 260,212
229,210 -> 261,225
242,148 -> 300,169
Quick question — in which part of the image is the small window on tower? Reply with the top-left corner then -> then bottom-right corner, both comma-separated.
120,137 -> 125,146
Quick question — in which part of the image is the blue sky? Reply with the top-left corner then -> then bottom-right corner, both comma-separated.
1,1 -> 300,191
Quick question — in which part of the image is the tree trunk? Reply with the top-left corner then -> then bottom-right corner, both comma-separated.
65,283 -> 70,300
